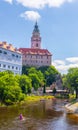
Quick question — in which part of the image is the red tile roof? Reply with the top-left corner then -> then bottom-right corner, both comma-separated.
19,48 -> 52,56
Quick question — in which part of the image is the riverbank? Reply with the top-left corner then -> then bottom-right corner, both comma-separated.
20,95 -> 55,104
0,95 -> 54,107
65,100 -> 78,113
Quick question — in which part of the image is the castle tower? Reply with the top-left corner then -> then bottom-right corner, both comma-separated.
31,22 -> 41,49
19,22 -> 52,67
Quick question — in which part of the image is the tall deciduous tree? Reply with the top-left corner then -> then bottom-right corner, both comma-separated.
29,73 -> 40,90
0,71 -> 24,104
45,66 -> 59,86
67,68 -> 78,99
19,75 -> 32,94
62,74 -> 68,90
28,67 -> 44,90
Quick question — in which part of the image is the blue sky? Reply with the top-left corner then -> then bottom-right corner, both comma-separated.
0,0 -> 78,74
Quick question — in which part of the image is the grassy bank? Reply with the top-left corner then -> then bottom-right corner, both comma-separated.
20,95 -> 55,104
0,95 -> 55,106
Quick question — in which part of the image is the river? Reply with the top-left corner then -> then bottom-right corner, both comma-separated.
0,99 -> 78,130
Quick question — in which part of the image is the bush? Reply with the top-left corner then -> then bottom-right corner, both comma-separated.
5,99 -> 14,105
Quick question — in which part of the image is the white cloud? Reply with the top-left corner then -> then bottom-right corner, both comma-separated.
20,11 -> 41,21
53,57 -> 78,74
16,0 -> 75,9
53,60 -> 65,65
4,0 -> 13,4
4,0 -> 76,8
16,0 -> 46,9
66,57 -> 78,63
47,0 -> 66,7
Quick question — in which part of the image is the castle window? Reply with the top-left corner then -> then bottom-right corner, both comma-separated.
36,43 -> 38,47
16,55 -> 18,58
4,51 -> 7,54
0,50 -> 2,53
12,66 -> 14,69
3,64 -> 6,68
12,54 -> 15,57
8,65 -> 10,69
16,67 -> 18,70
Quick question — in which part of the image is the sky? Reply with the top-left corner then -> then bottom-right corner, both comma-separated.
0,0 -> 78,74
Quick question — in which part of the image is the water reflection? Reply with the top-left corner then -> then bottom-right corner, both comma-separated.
0,99 -> 78,130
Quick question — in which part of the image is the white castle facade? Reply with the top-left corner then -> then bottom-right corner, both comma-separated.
0,41 -> 22,74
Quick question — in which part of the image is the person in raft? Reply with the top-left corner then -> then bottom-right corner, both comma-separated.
19,114 -> 24,120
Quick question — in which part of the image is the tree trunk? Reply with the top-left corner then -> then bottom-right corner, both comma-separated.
43,85 -> 46,93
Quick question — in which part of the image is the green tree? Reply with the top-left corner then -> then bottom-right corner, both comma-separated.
28,67 -> 37,74
22,65 -> 31,75
28,67 -> 44,90
62,74 -> 68,90
38,66 -> 48,74
45,66 -> 59,86
67,68 -> 78,98
3,85 -> 24,105
29,73 -> 40,90
22,65 -> 59,90
0,71 -> 24,104
37,70 -> 44,86
19,75 -> 32,94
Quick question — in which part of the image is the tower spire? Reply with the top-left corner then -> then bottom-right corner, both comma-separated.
31,22 -> 41,49
33,21 -> 39,33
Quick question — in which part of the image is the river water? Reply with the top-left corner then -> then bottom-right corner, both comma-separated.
0,99 -> 78,130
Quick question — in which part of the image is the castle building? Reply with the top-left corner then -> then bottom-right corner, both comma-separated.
0,41 -> 22,74
19,22 -> 52,67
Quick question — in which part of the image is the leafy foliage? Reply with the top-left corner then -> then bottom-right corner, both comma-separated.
44,66 -> 59,86
62,68 -> 78,99
22,65 -> 59,87
0,71 -> 24,105
67,68 -> 78,98
19,75 -> 32,94
0,65 -> 59,105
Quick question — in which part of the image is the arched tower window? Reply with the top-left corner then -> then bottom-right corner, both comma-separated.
36,43 -> 38,47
